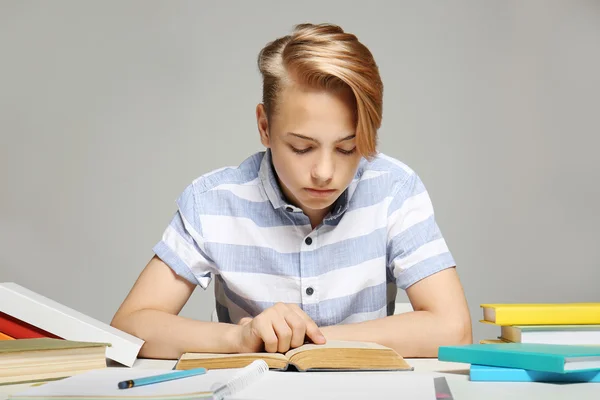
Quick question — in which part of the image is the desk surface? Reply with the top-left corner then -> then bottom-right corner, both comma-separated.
2,358 -> 599,400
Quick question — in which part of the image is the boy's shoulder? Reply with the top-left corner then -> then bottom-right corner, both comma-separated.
356,152 -> 417,188
189,151 -> 265,195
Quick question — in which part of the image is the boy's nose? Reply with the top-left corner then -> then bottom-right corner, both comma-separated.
312,156 -> 334,185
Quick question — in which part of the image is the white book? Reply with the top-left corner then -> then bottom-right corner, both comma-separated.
0,282 -> 144,367
501,324 -> 600,345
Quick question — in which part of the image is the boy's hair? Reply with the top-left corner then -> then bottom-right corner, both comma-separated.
257,23 -> 383,158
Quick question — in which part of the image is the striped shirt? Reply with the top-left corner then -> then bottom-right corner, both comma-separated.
153,149 -> 455,326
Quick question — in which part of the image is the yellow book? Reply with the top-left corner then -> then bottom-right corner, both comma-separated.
175,340 -> 412,372
479,338 -> 512,344
0,332 -> 14,340
480,303 -> 600,325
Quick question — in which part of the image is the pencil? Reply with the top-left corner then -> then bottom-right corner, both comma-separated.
117,367 -> 207,389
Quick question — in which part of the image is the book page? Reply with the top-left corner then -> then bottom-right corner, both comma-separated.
284,340 -> 390,358
179,352 -> 287,361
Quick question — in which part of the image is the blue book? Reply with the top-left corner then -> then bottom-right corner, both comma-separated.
438,343 -> 600,374
470,364 -> 600,382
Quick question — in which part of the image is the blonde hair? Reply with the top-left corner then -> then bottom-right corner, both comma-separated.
257,23 -> 383,158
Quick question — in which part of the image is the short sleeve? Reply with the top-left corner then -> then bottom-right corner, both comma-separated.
152,182 -> 215,289
386,172 -> 456,290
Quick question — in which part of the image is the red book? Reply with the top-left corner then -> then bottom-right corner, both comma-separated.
0,311 -> 61,339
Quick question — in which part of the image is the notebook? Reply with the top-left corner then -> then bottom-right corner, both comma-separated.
175,340 -> 412,371
438,343 -> 600,374
9,362 -> 436,400
470,364 -> 600,383
0,338 -> 109,385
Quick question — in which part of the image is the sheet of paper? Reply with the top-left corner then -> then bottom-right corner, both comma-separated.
10,368 -> 244,398
230,370 -> 435,400
12,368 -> 435,400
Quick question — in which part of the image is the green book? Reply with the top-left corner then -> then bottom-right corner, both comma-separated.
0,338 -> 109,353
438,343 -> 600,374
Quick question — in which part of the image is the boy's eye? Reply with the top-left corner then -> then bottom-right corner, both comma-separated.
337,147 -> 356,155
291,146 -> 312,154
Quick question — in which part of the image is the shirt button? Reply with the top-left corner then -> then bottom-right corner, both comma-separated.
306,287 -> 314,296
305,237 -> 312,245
286,207 -> 293,212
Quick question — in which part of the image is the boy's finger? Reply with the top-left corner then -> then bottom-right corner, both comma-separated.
271,314 -> 293,353
256,320 -> 279,353
305,320 -> 326,344
284,311 -> 307,348
288,306 -> 326,344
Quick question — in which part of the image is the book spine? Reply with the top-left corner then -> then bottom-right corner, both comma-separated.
470,364 -> 600,382
495,307 -> 600,325
438,347 -> 564,373
0,312 -> 61,339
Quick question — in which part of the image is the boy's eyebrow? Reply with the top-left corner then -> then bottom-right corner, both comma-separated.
287,132 -> 356,143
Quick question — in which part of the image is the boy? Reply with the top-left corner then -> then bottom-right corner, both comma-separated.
111,23 -> 472,359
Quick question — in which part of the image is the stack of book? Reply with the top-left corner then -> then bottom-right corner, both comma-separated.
0,338 -> 109,385
0,310 -> 62,341
479,303 -> 600,346
439,302 -> 600,383
0,282 -> 144,367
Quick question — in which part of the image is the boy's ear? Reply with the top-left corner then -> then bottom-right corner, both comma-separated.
256,104 -> 270,147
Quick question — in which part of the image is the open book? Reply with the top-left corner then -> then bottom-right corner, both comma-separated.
175,340 -> 412,372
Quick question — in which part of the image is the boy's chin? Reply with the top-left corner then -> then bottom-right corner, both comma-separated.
300,196 -> 337,211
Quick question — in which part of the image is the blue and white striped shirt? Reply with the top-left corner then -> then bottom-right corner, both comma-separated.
153,150 -> 455,326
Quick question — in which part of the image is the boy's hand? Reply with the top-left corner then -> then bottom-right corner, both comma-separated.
235,303 -> 326,353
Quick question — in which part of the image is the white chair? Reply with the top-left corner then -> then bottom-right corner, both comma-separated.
210,302 -> 413,322
392,302 -> 414,315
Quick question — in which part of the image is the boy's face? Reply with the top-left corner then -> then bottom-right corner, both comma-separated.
256,83 -> 362,220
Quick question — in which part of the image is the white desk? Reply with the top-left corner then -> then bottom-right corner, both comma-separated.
1,358 -> 599,400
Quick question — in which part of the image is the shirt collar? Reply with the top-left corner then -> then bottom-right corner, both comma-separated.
259,149 -> 289,210
258,149 -> 356,219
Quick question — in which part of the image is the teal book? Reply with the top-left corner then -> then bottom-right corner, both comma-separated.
438,343 -> 600,374
470,364 -> 600,382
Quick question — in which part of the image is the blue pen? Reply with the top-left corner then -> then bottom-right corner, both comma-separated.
117,367 -> 207,389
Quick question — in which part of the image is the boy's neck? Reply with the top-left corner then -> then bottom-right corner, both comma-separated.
305,209 -> 329,230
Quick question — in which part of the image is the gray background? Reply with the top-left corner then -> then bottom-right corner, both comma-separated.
1,0 -> 599,345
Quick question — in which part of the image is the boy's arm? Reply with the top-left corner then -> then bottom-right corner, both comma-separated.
319,268 -> 472,358
111,256 -> 325,358
110,256 -> 242,359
